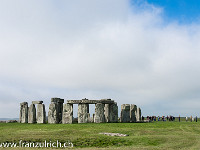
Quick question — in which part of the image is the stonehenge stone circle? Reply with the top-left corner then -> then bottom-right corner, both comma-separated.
20,98 -> 142,124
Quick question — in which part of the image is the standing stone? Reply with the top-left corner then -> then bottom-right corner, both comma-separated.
110,102 -> 118,123
48,98 -> 64,123
28,104 -> 36,123
120,104 -> 130,123
104,104 -> 110,122
78,104 -> 89,123
93,114 -> 95,123
20,102 -> 28,123
57,99 -> 64,123
51,98 -> 64,123
37,104 -> 46,123
103,99 -> 112,123
94,103 -> 105,123
48,102 -> 59,124
105,103 -> 118,123
62,103 -> 73,124
130,104 -> 137,122
136,107 -> 141,122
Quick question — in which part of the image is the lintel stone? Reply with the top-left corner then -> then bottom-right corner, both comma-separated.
51,98 -> 64,103
67,99 -> 115,104
32,101 -> 43,104
20,102 -> 28,106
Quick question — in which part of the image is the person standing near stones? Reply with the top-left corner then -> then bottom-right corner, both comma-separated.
190,116 -> 192,122
196,116 -> 198,122
142,116 -> 144,121
179,115 -> 180,122
186,117 -> 188,122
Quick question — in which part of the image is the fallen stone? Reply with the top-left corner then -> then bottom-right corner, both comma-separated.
0,121 -> 6,123
99,133 -> 129,137
6,120 -> 18,123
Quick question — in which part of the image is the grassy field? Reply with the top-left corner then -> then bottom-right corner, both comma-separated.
0,121 -> 200,149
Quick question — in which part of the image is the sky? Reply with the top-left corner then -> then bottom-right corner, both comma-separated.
0,0 -> 200,118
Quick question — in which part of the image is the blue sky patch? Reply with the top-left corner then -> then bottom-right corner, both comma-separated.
133,0 -> 200,24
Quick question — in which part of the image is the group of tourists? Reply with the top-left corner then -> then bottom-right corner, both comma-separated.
184,116 -> 198,122
142,115 -> 198,122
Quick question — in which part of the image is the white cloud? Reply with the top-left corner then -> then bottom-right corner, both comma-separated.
0,0 -> 200,117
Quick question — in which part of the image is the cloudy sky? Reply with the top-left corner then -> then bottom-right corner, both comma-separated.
1,0 -> 200,118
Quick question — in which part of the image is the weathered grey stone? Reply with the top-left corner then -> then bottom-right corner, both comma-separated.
28,104 -> 36,123
20,102 -> 28,105
104,103 -> 118,123
32,101 -> 43,104
104,104 -> 110,122
99,133 -> 129,137
58,100 -> 64,123
50,97 -> 64,123
51,97 -> 60,103
136,107 -> 141,122
93,114 -> 95,122
67,99 -> 115,104
120,104 -> 130,123
101,99 -> 111,100
51,98 -> 64,123
78,104 -> 89,123
48,103 -> 58,124
20,102 -> 28,123
88,116 -> 94,123
94,103 -> 105,123
62,103 -> 73,124
86,113 -> 93,123
0,121 -> 6,123
130,104 -> 137,123
110,103 -> 118,123
37,104 -> 46,123
51,97 -> 64,103
6,120 -> 18,123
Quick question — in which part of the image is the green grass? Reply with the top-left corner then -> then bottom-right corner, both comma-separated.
0,121 -> 200,149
